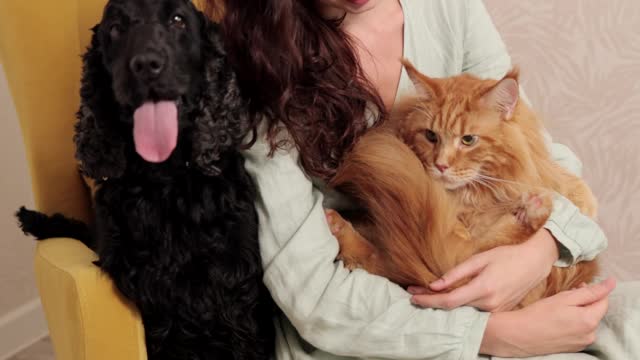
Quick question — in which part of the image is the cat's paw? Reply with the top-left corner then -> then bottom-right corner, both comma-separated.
325,209 -> 363,270
337,256 -> 362,271
515,191 -> 553,229
325,209 -> 348,236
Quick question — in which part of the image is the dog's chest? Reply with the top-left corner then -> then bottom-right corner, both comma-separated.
94,171 -> 256,255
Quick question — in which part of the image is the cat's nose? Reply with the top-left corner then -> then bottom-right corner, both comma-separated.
436,164 -> 449,173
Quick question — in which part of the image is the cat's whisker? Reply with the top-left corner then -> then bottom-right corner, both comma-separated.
476,174 -> 525,187
475,177 -> 506,193
477,178 -> 514,201
470,177 -> 500,196
472,176 -> 497,190
476,173 -> 547,192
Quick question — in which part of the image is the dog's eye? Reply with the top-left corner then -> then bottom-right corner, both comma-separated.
170,15 -> 186,29
109,24 -> 122,39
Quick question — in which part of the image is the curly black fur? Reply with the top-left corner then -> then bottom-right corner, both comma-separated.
17,1 -> 274,359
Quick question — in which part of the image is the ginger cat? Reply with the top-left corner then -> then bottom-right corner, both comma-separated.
327,60 -> 599,308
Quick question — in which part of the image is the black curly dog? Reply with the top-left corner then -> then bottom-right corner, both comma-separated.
17,0 -> 275,359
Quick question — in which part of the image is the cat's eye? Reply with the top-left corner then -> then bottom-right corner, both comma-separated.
461,135 -> 479,146
170,14 -> 186,29
425,129 -> 438,143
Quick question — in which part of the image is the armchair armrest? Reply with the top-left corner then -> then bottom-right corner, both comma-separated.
34,238 -> 147,360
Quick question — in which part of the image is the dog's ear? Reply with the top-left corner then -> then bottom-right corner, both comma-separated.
192,18 -> 254,176
74,25 -> 127,180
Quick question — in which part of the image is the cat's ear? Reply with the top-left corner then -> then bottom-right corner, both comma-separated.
479,69 -> 520,120
401,58 -> 439,100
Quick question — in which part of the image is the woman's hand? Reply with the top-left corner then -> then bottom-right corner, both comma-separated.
480,278 -> 616,357
409,228 -> 559,311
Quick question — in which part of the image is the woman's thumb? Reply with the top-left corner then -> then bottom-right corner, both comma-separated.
565,277 -> 616,306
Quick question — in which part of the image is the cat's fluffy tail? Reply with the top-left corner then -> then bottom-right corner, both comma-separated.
330,130 -> 457,286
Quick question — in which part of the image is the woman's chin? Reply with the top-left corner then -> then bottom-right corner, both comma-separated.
346,0 -> 378,13
317,0 -> 378,17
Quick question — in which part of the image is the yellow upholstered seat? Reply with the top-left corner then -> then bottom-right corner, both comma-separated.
33,238 -> 146,360
0,0 -> 208,358
0,0 -> 147,358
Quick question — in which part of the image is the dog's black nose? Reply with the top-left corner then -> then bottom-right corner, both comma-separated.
129,53 -> 165,78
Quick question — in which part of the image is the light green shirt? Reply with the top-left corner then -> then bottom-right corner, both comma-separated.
242,1 -> 608,359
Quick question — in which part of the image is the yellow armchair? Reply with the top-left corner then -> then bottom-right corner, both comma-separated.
0,0 -> 221,358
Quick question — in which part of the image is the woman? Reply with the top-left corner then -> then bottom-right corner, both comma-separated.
208,0 -> 640,358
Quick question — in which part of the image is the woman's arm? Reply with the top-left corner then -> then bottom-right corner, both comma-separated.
480,278 -> 615,357
461,0 -> 607,266
243,132 -> 488,360
544,155 -> 608,267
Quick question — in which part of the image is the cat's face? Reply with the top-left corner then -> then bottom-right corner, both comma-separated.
396,61 -> 520,190
406,104 -> 500,189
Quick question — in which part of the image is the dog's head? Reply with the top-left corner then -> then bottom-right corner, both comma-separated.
75,0 -> 250,179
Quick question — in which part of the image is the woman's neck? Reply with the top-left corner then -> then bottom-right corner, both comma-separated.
316,0 -> 405,110
345,1 -> 404,110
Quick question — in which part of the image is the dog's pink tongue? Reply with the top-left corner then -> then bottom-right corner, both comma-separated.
133,101 -> 178,163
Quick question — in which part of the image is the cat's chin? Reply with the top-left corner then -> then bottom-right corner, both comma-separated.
439,177 -> 469,190
431,169 -> 473,190
443,182 -> 468,190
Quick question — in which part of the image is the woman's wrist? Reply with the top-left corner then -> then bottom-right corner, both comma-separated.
481,312 -> 531,358
525,228 -> 560,267
479,313 -> 500,355
479,230 -> 561,356
480,313 -> 516,357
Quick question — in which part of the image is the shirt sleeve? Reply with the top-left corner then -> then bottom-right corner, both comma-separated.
243,132 -> 489,360
461,0 -> 607,266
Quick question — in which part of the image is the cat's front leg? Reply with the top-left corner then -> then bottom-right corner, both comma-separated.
515,191 -> 553,231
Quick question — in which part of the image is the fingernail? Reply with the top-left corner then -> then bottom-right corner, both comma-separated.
430,279 -> 444,288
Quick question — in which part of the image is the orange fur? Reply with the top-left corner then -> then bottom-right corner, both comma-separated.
329,61 -> 598,307
330,129 -> 460,286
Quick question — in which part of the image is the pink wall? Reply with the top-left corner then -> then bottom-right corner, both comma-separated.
485,0 -> 640,280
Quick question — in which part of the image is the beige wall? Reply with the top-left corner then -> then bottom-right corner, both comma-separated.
0,64 -> 36,316
485,0 -> 640,280
0,65 -> 47,357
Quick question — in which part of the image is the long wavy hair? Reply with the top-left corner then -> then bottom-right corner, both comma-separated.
205,0 -> 385,180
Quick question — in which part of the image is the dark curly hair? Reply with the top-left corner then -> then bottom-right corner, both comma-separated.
206,0 -> 385,181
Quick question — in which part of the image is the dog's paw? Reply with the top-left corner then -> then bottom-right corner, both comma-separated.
515,191 -> 553,229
